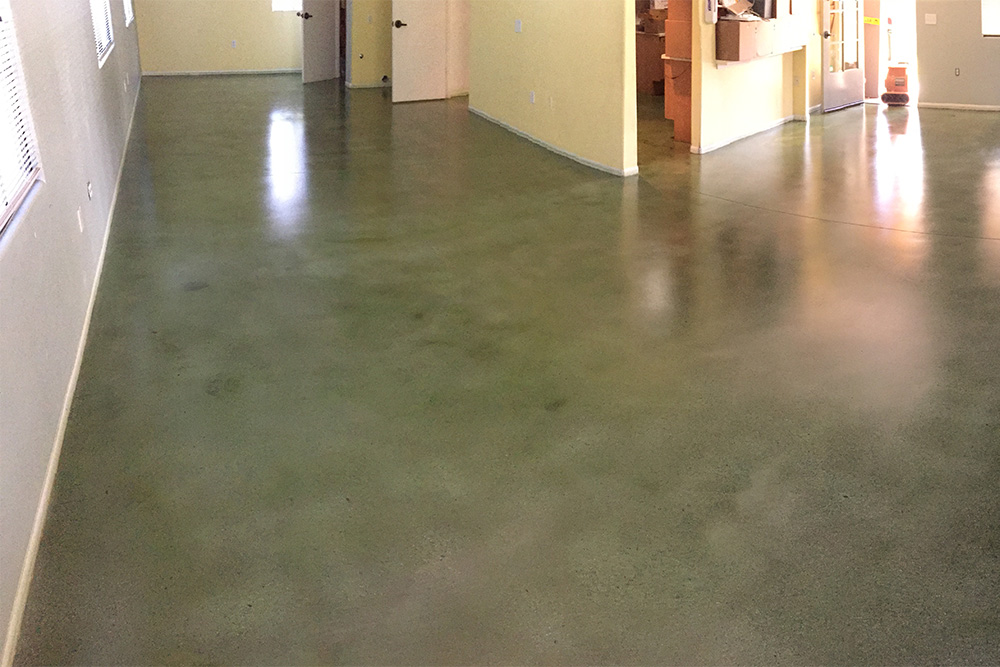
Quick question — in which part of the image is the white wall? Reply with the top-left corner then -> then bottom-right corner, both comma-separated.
916,0 -> 1000,107
0,0 -> 141,661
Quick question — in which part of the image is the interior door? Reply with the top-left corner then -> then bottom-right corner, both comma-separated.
391,0 -> 447,102
822,0 -> 865,111
301,0 -> 340,84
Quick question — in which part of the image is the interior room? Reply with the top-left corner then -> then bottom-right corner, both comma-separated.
3,0 -> 1000,663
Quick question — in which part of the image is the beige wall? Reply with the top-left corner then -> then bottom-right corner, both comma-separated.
136,0 -> 302,74
916,0 -> 1000,107
469,0 -> 637,175
0,0 -> 141,661
347,0 -> 392,87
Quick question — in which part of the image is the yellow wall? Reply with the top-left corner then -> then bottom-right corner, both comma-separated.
692,2 -> 811,153
469,0 -> 637,176
447,0 -> 470,96
135,0 -> 302,74
347,0 -> 392,87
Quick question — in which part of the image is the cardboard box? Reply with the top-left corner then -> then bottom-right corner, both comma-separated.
664,18 -> 692,58
720,0 -> 753,14
639,17 -> 664,33
664,59 -> 692,143
716,20 -> 753,61
668,0 -> 693,21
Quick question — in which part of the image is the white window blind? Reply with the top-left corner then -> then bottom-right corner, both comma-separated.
272,0 -> 302,12
985,0 -> 1000,35
0,7 -> 41,233
90,0 -> 114,65
123,0 -> 134,27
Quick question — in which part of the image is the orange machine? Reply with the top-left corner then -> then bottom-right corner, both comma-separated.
882,66 -> 910,105
880,17 -> 910,106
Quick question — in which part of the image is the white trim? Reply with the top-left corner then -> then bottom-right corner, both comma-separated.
468,106 -> 639,177
345,81 -> 391,89
142,68 -> 302,77
918,102 -> 1000,112
809,103 -> 822,114
690,115 -> 797,154
0,90 -> 140,667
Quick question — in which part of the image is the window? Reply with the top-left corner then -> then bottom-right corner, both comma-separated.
89,0 -> 114,65
985,0 -> 1000,35
0,5 -> 41,233
123,0 -> 134,27
272,0 -> 303,11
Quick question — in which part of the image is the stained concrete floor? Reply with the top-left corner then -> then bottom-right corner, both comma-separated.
14,76 -> 1000,665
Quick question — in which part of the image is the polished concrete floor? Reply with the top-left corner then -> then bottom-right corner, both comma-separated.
15,76 -> 1000,664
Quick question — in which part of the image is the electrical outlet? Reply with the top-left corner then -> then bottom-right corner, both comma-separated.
529,91 -> 535,104
955,67 -> 961,76
86,182 -> 93,200
231,40 -> 237,48
515,19 -> 522,33
368,14 -> 372,23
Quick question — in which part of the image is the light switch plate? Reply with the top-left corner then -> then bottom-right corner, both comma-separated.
925,13 -> 937,24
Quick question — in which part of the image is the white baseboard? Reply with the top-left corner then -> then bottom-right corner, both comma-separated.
468,106 -> 639,177
690,115 -> 797,155
809,104 -> 822,114
142,68 -> 303,77
0,83 -> 141,667
345,81 -> 391,89
918,102 -> 1000,112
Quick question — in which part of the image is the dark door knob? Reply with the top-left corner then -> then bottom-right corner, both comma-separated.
393,19 -> 407,28
297,11 -> 312,19
823,30 -> 831,38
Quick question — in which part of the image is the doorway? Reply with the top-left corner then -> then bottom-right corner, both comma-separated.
862,0 -> 918,104
635,0 -> 691,165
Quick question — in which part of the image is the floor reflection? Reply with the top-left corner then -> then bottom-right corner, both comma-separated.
980,159 -> 1000,282
267,107 -> 307,239
874,106 -> 925,230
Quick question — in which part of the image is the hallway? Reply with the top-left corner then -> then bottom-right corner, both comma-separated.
15,75 -> 1000,664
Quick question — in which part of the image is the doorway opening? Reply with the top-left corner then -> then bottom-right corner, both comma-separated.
635,0 -> 691,166
863,0 -> 919,105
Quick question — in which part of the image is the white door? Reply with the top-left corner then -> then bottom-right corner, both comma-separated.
301,0 -> 340,84
822,0 -> 865,111
391,0 -> 447,102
